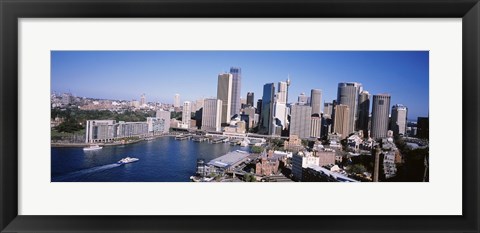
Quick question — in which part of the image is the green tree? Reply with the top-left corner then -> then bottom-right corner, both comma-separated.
251,146 -> 263,154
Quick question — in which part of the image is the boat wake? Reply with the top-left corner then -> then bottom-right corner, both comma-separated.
52,163 -> 121,182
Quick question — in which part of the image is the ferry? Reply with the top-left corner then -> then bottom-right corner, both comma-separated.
83,144 -> 103,151
117,157 -> 139,164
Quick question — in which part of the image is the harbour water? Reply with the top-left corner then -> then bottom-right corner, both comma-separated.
51,136 -> 244,182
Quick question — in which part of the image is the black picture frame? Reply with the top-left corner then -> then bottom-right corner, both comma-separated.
1,0 -> 479,232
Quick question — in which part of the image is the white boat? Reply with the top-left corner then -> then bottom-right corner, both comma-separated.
83,144 -> 102,151
117,157 -> 139,164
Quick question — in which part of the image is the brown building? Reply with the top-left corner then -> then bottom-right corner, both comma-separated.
284,135 -> 303,152
315,149 -> 336,166
255,150 -> 285,176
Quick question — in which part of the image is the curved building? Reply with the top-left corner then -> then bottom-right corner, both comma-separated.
337,82 -> 362,135
371,94 -> 391,139
310,89 -> 322,115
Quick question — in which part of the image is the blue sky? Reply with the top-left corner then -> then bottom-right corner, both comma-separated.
51,51 -> 429,120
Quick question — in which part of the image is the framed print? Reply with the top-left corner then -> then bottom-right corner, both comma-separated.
1,0 -> 479,232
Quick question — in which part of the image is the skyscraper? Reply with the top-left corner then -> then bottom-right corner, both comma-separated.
246,92 -> 254,107
337,82 -> 362,135
260,83 -> 275,134
271,81 -> 289,134
201,98 -> 222,132
230,67 -> 242,116
371,94 -> 391,139
182,101 -> 192,128
277,81 -> 288,103
357,90 -> 370,137
298,93 -> 308,105
174,94 -> 180,108
333,104 -> 350,139
290,104 -> 312,139
256,99 -> 262,115
310,114 -> 322,138
217,73 -> 233,124
323,102 -> 333,117
310,89 -> 322,115
391,104 -> 408,136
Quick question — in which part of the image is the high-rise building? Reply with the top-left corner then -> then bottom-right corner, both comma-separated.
357,91 -> 370,137
298,93 -> 308,105
140,93 -> 146,106
310,89 -> 322,115
277,81 -> 288,103
181,101 -> 192,128
156,110 -> 171,133
323,102 -> 333,117
217,73 -> 233,124
256,99 -> 262,115
243,106 -> 256,130
174,94 -> 180,108
230,67 -> 242,116
391,104 -> 408,136
260,83 -> 275,134
271,81 -> 289,133
246,92 -> 254,107
333,104 -> 350,139
310,115 -> 322,138
290,104 -> 312,139
201,98 -> 223,132
337,82 -> 362,135
371,94 -> 391,139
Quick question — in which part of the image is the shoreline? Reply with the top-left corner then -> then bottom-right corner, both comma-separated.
51,134 -> 174,148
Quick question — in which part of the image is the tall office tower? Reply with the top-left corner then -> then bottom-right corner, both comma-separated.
323,102 -> 333,117
271,81 -> 289,133
371,94 -> 391,139
243,106 -> 256,129
217,73 -> 233,124
337,82 -> 362,135
310,114 -> 322,138
140,93 -> 146,106
310,89 -> 322,115
333,104 -> 350,139
391,104 -> 408,136
156,110 -> 171,133
246,92 -> 254,107
256,99 -> 262,115
357,91 -> 370,137
277,81 -> 288,103
174,94 -> 180,108
182,101 -> 192,128
298,93 -> 308,105
230,67 -> 242,116
201,98 -> 223,132
290,104 -> 312,139
260,83 -> 275,133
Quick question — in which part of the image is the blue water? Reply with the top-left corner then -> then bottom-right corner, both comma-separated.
51,137 -> 243,182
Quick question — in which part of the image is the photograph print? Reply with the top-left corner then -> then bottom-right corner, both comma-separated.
51,51 -> 429,182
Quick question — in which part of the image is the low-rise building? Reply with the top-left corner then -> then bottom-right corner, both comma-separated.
291,151 -> 320,181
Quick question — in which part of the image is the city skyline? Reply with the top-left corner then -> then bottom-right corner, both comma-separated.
51,51 -> 429,119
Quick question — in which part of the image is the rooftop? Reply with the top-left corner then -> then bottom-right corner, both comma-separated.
207,150 -> 250,168
306,164 -> 358,182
